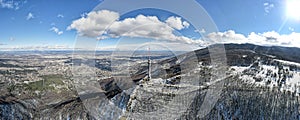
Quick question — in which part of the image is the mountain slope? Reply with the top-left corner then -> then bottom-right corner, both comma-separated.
122,43 -> 300,119
2,43 -> 300,119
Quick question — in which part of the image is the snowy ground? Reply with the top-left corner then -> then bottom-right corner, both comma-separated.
231,59 -> 300,95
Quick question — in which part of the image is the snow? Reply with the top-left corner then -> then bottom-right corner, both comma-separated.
231,66 -> 249,74
275,59 -> 300,66
232,62 -> 300,94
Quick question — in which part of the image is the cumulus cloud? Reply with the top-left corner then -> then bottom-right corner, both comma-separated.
165,16 -> 190,30
50,27 -> 63,35
107,14 -> 198,44
108,15 -> 166,38
68,10 -> 202,44
207,30 -> 247,44
68,10 -> 300,47
68,10 -> 120,37
207,30 -> 300,47
26,12 -> 34,20
264,2 -> 274,14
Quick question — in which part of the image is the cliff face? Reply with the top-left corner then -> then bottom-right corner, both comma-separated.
0,93 -> 93,120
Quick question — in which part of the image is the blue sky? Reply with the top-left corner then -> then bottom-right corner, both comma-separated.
0,0 -> 101,49
0,0 -> 299,50
197,0 -> 299,34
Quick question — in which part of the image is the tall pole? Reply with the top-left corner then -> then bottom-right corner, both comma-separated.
148,46 -> 151,80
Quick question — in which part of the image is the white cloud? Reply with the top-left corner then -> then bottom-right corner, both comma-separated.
50,27 -> 63,35
207,30 -> 300,47
26,12 -> 34,20
108,14 -> 199,44
0,0 -> 24,10
69,10 -> 300,48
108,15 -> 174,39
207,30 -> 247,44
263,2 -> 269,6
264,2 -> 274,14
80,12 -> 88,18
68,10 -> 120,37
289,27 -> 295,31
195,29 -> 206,34
96,36 -> 109,40
57,14 -> 64,18
0,0 -> 13,9
165,16 -> 190,30
68,10 -> 202,45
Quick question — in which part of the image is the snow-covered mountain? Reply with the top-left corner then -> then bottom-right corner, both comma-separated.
232,58 -> 300,93
117,43 -> 300,119
2,44 -> 300,119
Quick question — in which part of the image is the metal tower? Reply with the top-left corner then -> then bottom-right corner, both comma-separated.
148,46 -> 151,80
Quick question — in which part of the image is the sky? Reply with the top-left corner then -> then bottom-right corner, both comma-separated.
0,0 -> 299,50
